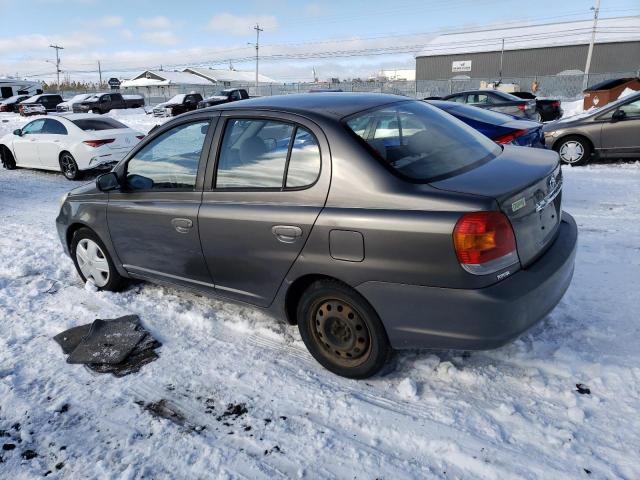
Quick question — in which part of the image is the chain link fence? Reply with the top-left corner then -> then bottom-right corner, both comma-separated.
60,71 -> 638,107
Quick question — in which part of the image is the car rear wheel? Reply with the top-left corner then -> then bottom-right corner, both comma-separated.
59,152 -> 81,180
555,136 -> 591,166
1,146 -> 16,169
297,280 -> 392,379
71,228 -> 124,291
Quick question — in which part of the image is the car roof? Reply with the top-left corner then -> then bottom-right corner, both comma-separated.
199,92 -> 410,120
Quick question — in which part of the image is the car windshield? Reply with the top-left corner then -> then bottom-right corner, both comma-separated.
167,94 -> 186,103
71,118 -> 128,131
433,102 -> 514,124
345,101 -> 501,182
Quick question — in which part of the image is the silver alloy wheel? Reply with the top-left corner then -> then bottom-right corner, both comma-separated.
76,238 -> 110,287
559,140 -> 584,164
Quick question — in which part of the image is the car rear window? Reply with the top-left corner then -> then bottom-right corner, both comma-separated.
345,101 -> 501,182
71,118 -> 128,131
435,102 -> 513,124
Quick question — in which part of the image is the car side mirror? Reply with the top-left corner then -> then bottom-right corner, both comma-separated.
13,128 -> 22,136
611,109 -> 626,122
96,172 -> 120,192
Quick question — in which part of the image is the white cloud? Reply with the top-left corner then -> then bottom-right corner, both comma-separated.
0,32 -> 104,54
305,3 -> 323,17
140,30 -> 180,46
120,29 -> 134,40
207,13 -> 278,36
98,15 -> 123,28
137,16 -> 172,29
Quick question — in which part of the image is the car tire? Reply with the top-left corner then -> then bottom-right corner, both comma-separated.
554,135 -> 592,166
297,280 -> 392,379
0,146 -> 17,170
59,152 -> 81,180
71,227 -> 124,291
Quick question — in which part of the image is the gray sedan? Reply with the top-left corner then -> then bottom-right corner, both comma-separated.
54,93 -> 577,378
543,91 -> 640,166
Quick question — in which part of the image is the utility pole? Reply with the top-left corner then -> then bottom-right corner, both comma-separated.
583,0 -> 601,90
98,60 -> 102,87
498,38 -> 505,82
49,44 -> 64,89
254,23 -> 263,89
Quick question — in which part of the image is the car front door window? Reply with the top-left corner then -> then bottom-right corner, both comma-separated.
126,120 -> 210,190
22,119 -> 45,134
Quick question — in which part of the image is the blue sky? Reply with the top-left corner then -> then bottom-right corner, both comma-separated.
0,0 -> 638,82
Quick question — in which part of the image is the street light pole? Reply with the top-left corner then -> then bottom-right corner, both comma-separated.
254,23 -> 263,90
583,0 -> 601,90
49,44 -> 64,89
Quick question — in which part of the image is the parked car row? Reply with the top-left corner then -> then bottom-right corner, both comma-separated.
0,92 -> 145,117
151,88 -> 250,117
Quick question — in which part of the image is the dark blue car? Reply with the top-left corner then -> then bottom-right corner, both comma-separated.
428,100 -> 545,148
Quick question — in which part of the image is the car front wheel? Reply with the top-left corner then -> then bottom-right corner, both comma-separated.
71,228 -> 124,291
555,136 -> 592,166
297,280 -> 392,379
59,152 -> 81,180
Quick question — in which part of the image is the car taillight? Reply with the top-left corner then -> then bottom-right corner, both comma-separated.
552,101 -> 561,108
83,139 -> 115,147
517,104 -> 525,111
494,129 -> 527,145
453,211 -> 519,275
136,135 -> 145,140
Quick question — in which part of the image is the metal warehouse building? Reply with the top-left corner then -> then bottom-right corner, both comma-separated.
416,16 -> 640,80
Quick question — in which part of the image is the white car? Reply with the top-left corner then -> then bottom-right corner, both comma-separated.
0,114 -> 144,180
56,94 -> 94,112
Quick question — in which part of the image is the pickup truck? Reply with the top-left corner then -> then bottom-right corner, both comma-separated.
152,93 -> 203,117
197,88 -> 249,109
510,91 -> 563,122
73,93 -> 145,114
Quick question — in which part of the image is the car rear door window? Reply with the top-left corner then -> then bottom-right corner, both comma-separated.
468,94 -> 491,104
216,119 -> 294,188
42,119 -> 68,135
126,120 -> 210,190
286,127 -> 321,188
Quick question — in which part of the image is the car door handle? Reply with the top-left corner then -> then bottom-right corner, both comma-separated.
171,218 -> 193,234
272,225 -> 303,243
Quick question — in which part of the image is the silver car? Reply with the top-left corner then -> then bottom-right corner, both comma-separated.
54,93 -> 577,378
543,91 -> 640,166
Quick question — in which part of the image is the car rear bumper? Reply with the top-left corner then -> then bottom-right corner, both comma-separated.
356,212 -> 578,350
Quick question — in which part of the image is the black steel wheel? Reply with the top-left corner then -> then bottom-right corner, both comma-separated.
59,152 -> 81,180
297,280 -> 391,379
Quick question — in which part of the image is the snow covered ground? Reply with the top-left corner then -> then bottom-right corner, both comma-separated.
1,110 -> 640,479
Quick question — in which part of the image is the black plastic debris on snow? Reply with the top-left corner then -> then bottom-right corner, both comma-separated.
136,399 -> 204,433
576,384 -> 591,395
216,403 -> 248,422
54,315 -> 161,377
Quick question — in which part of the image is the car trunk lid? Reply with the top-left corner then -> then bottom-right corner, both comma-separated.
431,146 -> 562,267
88,129 -> 138,151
